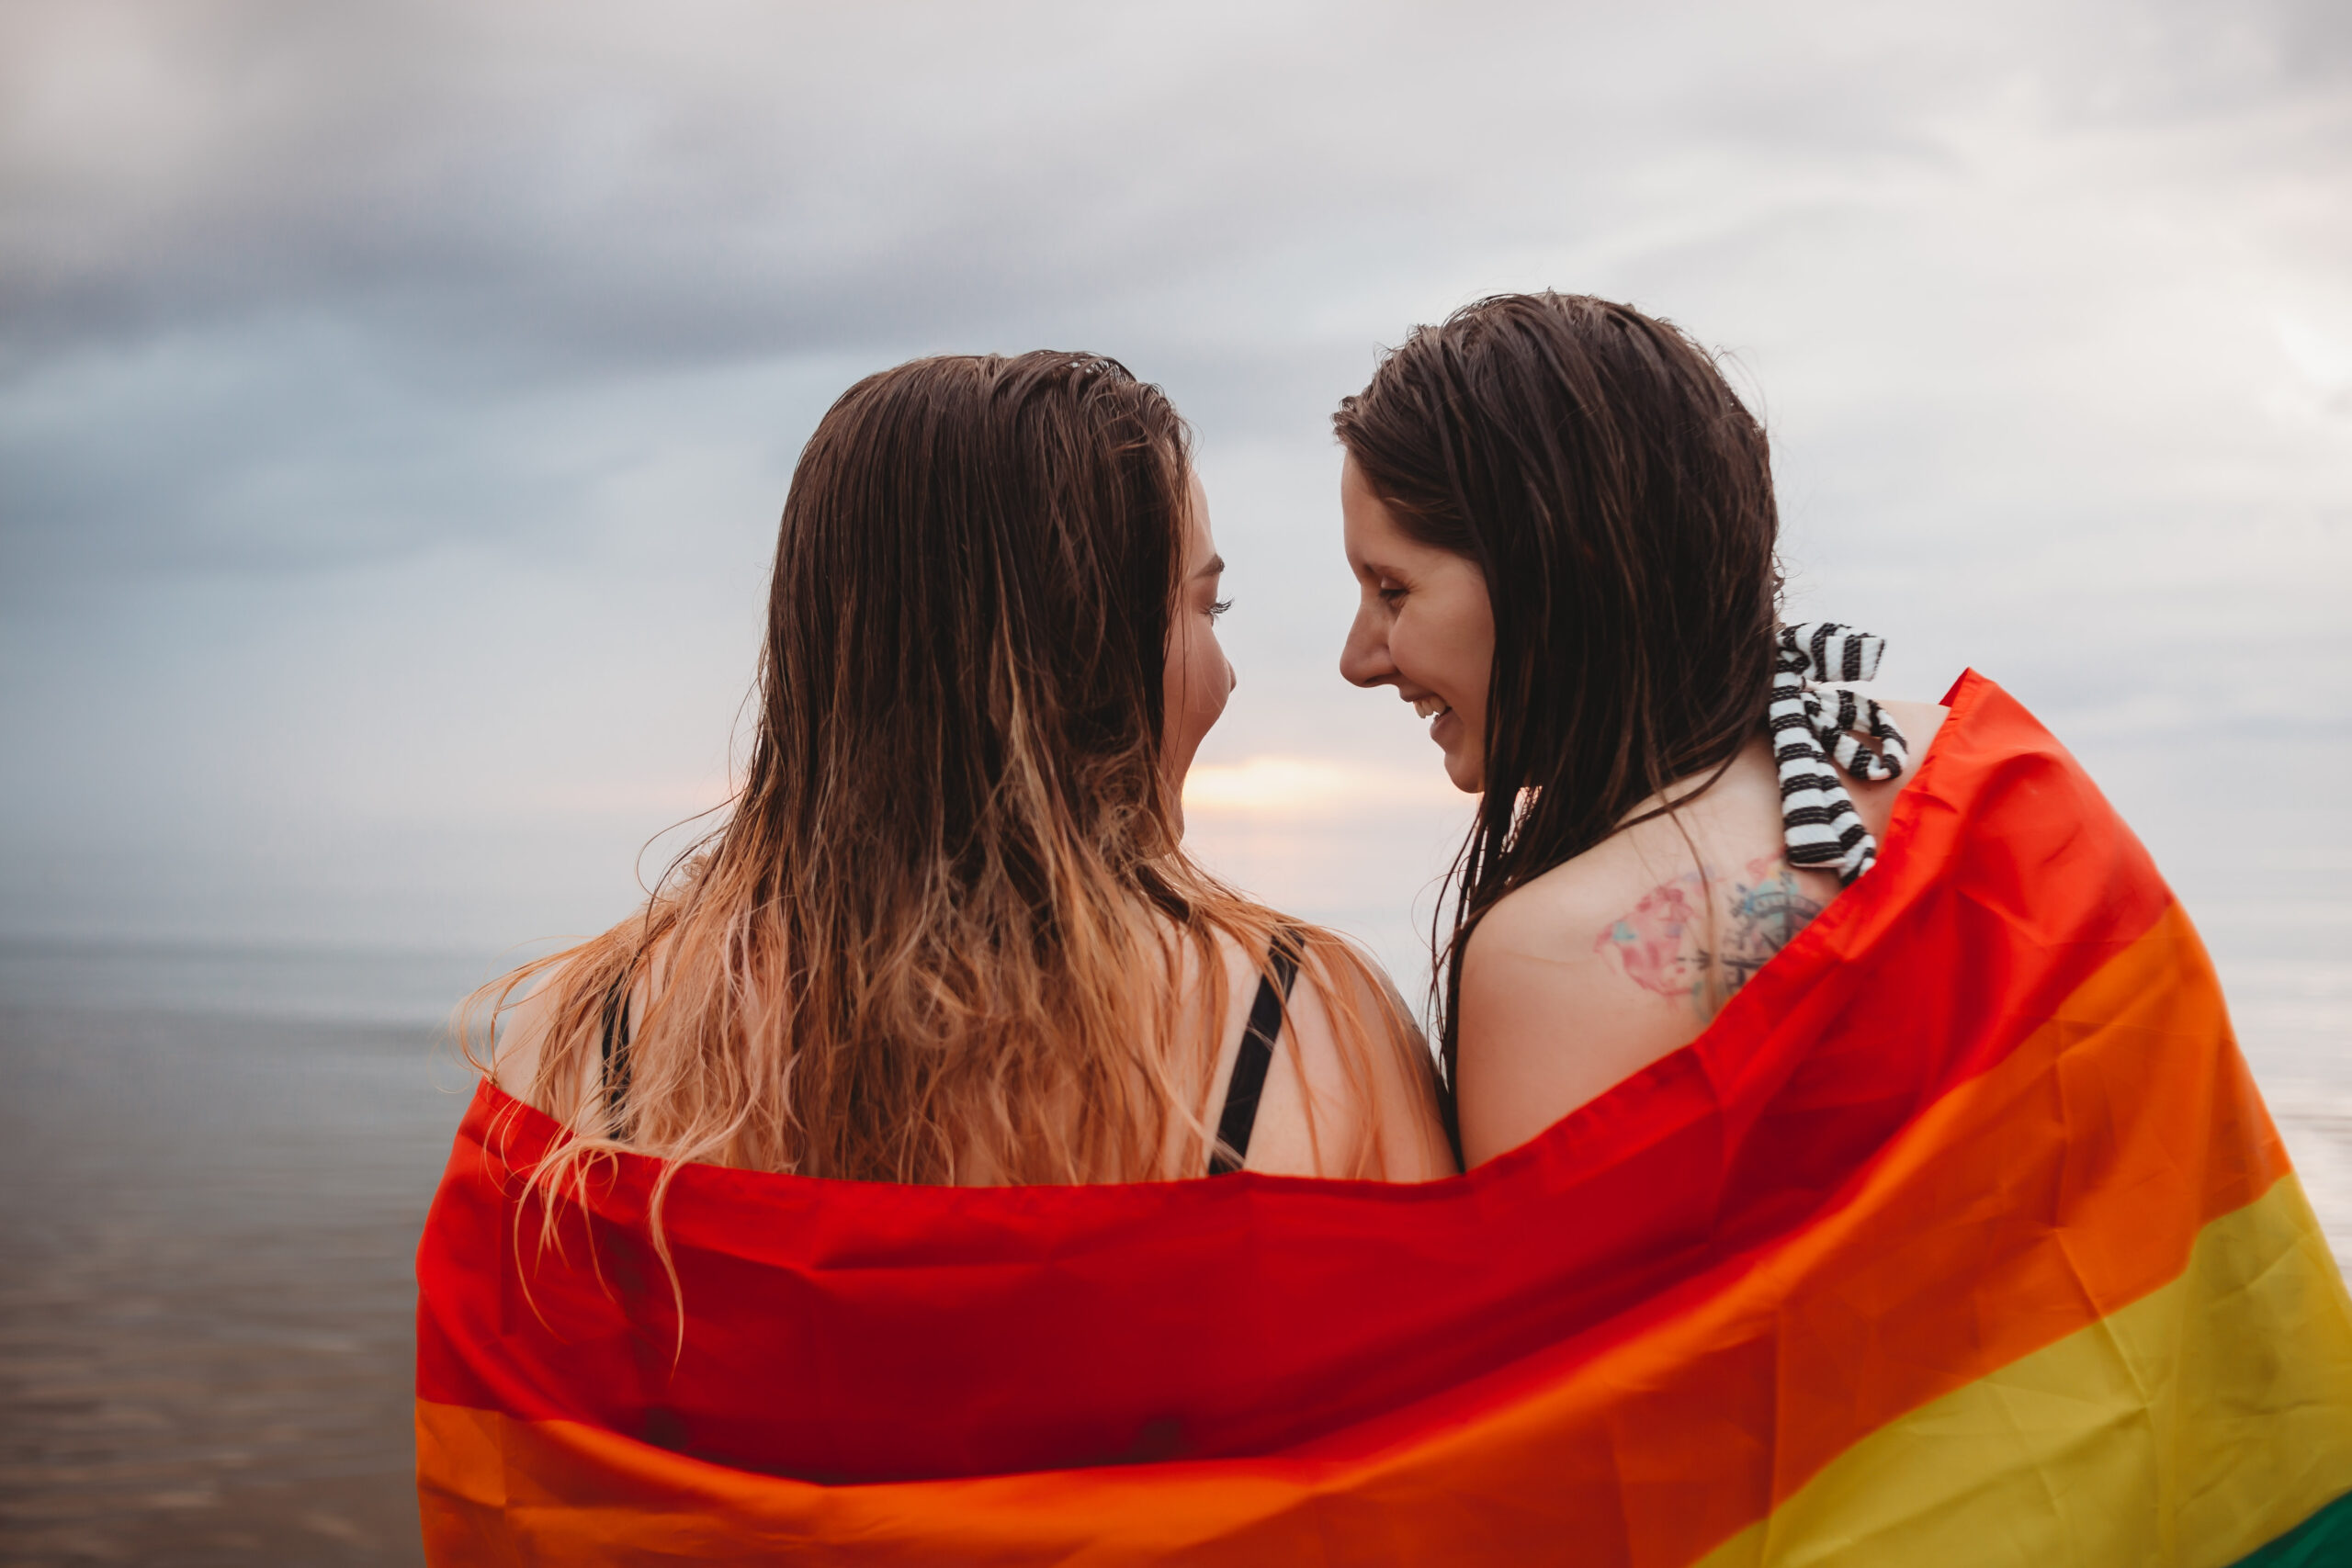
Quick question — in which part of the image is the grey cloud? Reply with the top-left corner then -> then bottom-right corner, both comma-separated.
2,0 -> 2346,947
26,0 -> 2333,369
10,1 -> 2340,381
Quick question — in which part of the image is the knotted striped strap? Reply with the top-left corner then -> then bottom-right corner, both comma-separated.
1771,623 -> 1909,885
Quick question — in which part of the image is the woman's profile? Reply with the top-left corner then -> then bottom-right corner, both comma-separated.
1334,293 -> 1951,1164
481,350 -> 1451,1190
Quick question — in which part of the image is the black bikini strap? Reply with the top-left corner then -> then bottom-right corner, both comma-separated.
1207,931 -> 1301,1177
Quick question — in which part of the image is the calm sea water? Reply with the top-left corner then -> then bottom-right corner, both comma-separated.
0,874 -> 2345,1566
0,950 -> 481,1568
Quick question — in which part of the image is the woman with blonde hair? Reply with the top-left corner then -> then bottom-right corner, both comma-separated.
479,349 -> 1450,1196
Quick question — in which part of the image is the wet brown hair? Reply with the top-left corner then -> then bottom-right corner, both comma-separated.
1333,293 -> 1781,1121
474,352 -> 1421,1212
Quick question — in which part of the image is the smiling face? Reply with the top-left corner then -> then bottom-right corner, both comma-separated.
1338,454 -> 1496,794
1160,470 -> 1236,820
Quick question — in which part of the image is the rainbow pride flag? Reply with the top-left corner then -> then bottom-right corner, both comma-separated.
416,673 -> 2352,1564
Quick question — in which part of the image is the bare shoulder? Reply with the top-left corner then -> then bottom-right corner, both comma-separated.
1462,839 -> 1654,973
1454,702 -> 1950,1168
1227,925 -> 1455,1181
485,962 -> 581,1112
1886,697 -> 1950,740
1842,696 -> 1951,840
1455,831 -> 1704,1167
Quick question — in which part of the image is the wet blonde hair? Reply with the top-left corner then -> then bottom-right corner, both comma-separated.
467,353 -> 1425,1232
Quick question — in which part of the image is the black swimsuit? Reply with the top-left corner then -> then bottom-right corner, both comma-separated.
599,936 -> 1301,1178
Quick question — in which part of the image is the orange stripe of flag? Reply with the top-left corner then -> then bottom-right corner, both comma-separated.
422,899 -> 2284,1564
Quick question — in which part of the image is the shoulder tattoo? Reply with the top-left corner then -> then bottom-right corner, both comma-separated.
1593,857 -> 1824,1017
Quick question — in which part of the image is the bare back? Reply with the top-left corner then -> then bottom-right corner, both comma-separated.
1454,698 -> 1949,1168
490,919 -> 1455,1185
1161,929 -> 1453,1180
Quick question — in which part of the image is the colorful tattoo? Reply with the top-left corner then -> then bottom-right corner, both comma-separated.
1596,877 -> 1708,1000
1594,858 -> 1824,1014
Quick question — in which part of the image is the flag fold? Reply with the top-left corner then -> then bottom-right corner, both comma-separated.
416,672 -> 2352,1564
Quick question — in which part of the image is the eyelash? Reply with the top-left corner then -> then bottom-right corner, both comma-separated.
1208,598 -> 1233,621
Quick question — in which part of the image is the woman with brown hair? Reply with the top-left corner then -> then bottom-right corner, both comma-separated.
1334,293 -> 1949,1166
479,350 -> 1450,1194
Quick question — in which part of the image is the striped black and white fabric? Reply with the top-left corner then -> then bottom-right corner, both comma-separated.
1771,623 -> 1909,886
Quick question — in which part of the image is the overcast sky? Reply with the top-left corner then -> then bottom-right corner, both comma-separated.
2,0 -> 2346,984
